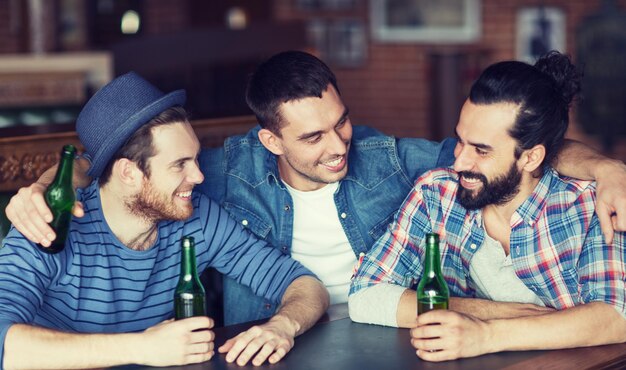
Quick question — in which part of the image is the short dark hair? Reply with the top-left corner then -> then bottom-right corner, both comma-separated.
98,106 -> 189,185
469,51 -> 582,168
245,50 -> 340,135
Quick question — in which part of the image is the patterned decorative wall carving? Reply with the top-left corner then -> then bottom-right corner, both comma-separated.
0,151 -> 59,184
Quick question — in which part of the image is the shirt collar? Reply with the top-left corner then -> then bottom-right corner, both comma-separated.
514,167 -> 557,226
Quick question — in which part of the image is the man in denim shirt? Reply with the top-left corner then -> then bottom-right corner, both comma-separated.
7,51 -> 626,325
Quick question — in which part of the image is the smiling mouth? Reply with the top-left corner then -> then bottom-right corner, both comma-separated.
175,190 -> 192,200
460,175 -> 482,189
321,156 -> 346,171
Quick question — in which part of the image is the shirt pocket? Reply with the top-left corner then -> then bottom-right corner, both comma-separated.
222,202 -> 272,240
368,210 -> 397,241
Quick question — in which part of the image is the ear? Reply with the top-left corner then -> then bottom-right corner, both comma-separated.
519,145 -> 546,173
258,128 -> 284,155
113,158 -> 144,187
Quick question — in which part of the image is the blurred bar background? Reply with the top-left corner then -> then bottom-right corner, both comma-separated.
1,0 -> 625,242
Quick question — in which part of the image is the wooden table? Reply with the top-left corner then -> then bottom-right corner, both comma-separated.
113,304 -> 626,370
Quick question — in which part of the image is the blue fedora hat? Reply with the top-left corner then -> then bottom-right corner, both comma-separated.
76,72 -> 186,178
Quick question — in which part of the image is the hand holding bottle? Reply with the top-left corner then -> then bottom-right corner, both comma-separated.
139,317 -> 215,366
6,150 -> 88,247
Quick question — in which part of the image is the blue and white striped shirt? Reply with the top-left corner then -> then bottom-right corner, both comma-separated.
0,181 -> 313,364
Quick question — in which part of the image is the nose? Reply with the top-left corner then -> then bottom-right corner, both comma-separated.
328,130 -> 348,156
453,143 -> 474,173
188,161 -> 205,184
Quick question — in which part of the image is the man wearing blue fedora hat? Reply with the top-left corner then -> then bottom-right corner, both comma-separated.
0,72 -> 329,369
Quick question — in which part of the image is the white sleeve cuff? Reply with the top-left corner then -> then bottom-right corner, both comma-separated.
348,283 -> 407,328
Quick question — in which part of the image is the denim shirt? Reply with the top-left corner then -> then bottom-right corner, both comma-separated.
198,125 -> 456,324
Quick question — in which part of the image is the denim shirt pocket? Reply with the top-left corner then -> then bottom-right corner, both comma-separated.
368,210 -> 397,242
222,202 -> 272,240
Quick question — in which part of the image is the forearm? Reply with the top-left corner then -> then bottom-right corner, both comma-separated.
553,139 -> 623,180
395,290 -> 523,327
4,324 -> 141,369
37,156 -> 91,188
488,302 -> 626,353
398,293 -> 553,328
449,297 -> 554,320
272,276 -> 329,336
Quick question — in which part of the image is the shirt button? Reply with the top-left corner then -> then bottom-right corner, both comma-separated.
241,219 -> 248,226
470,243 -> 477,250
340,212 -> 347,219
264,303 -> 272,310
284,205 -> 290,211
281,246 -> 288,253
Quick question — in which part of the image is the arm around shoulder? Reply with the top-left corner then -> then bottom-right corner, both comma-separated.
553,140 -> 626,243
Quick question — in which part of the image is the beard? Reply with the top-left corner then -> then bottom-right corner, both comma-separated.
457,162 -> 522,210
125,179 -> 192,223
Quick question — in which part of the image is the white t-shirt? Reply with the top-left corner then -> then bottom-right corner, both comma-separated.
285,182 -> 357,304
469,231 -> 544,306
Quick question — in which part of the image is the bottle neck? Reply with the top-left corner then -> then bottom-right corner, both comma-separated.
423,242 -> 442,276
52,146 -> 76,187
180,244 -> 198,278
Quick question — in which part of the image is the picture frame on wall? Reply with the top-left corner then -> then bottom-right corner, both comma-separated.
516,7 -> 566,63
307,18 -> 367,67
370,0 -> 481,43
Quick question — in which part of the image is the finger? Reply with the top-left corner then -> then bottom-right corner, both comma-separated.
190,329 -> 214,344
416,310 -> 448,326
251,340 -> 279,366
187,341 -> 214,355
596,203 -> 614,245
223,332 -> 255,363
218,338 -> 234,353
235,337 -> 268,366
183,316 -> 214,331
411,337 -> 444,352
614,211 -> 626,231
6,197 -> 47,244
31,188 -> 53,223
268,344 -> 290,364
72,201 -> 85,218
416,348 -> 454,362
411,324 -> 441,340
185,351 -> 214,365
25,194 -> 56,244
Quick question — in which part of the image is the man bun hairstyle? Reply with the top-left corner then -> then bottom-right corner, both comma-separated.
534,51 -> 582,108
469,51 -> 582,168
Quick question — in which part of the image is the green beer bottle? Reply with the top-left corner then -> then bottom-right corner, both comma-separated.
37,144 -> 76,254
174,236 -> 206,320
417,233 -> 449,315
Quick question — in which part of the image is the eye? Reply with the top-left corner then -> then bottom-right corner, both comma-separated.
307,135 -> 322,144
173,161 -> 185,171
475,147 -> 488,156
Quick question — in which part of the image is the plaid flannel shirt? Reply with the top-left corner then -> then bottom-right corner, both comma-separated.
350,167 -> 626,318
